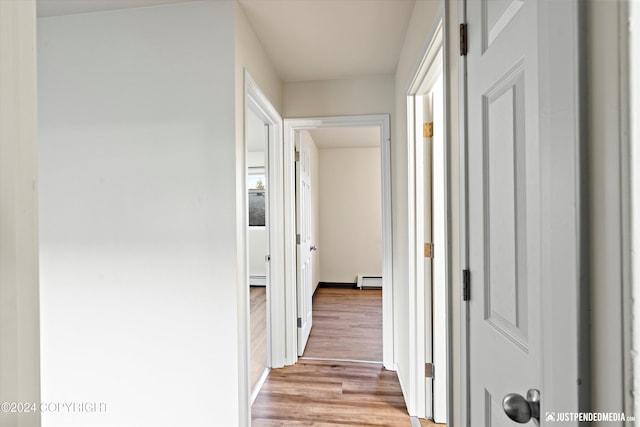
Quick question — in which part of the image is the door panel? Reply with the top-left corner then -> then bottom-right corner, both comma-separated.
296,133 -> 313,356
468,0 -> 541,424
483,67 -> 528,350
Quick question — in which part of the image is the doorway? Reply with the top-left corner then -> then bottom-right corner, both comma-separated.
283,115 -> 393,369
242,71 -> 285,411
295,126 -> 384,363
246,104 -> 270,400
407,17 -> 449,424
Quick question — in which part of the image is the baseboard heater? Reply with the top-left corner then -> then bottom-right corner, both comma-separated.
356,275 -> 382,289
249,275 -> 266,287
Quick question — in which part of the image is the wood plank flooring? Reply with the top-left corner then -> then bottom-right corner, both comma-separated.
252,359 -> 410,426
302,287 -> 382,362
251,286 -> 268,391
251,286 -> 446,426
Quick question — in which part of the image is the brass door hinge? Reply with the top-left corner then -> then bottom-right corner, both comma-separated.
424,242 -> 434,258
425,362 -> 434,378
423,122 -> 434,138
295,151 -> 300,162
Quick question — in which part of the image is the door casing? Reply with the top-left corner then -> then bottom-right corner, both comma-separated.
283,115 -> 393,368
405,6 -> 452,421
240,70 -> 285,424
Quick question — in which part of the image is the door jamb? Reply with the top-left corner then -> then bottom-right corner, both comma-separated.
405,5 -> 450,420
283,115 -> 393,368
241,70 -> 285,422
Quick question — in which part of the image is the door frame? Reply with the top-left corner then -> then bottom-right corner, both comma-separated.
458,1 -> 590,424
405,5 -> 451,421
283,114 -> 393,368
241,70 -> 285,416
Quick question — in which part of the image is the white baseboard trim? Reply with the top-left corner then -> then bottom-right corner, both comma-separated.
249,275 -> 266,286
250,367 -> 270,405
393,363 -> 410,405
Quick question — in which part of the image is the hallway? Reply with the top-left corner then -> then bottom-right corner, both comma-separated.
252,288 -> 407,426
302,287 -> 382,362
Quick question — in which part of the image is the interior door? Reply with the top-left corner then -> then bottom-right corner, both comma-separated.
296,132 -> 313,356
467,0 -> 542,425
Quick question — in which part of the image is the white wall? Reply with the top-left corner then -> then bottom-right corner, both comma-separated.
283,76 -> 392,305
318,147 -> 382,283
0,1 -> 41,427
283,75 -> 393,118
38,3 -> 240,426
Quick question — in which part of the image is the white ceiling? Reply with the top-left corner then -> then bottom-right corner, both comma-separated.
308,127 -> 379,149
238,0 -> 415,82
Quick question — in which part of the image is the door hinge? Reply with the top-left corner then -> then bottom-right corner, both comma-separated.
295,151 -> 300,162
297,317 -> 302,328
424,242 -> 434,258
296,234 -> 301,244
423,122 -> 434,138
460,23 -> 468,56
463,269 -> 470,301
425,362 -> 434,378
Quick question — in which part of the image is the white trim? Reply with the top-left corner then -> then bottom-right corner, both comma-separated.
283,115 -> 393,369
241,70 -> 284,424
458,0 -> 470,425
538,1 -> 589,418
249,275 -> 266,287
405,7 -> 450,420
250,368 -> 270,405
630,0 -> 640,419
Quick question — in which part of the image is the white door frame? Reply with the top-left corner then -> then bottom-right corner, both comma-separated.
459,1 -> 589,424
240,70 -> 285,420
405,5 -> 451,420
283,114 -> 393,369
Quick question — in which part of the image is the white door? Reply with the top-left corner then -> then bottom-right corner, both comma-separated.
296,133 -> 313,356
467,0 -> 542,425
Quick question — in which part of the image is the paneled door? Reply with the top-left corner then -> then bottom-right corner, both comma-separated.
296,132 -> 313,356
467,0 -> 542,425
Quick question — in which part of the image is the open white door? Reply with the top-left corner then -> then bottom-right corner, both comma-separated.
467,1 -> 542,427
467,0 -> 542,424
465,0 -> 586,425
296,132 -> 313,356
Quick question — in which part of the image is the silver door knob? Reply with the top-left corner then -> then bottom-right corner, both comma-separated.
310,245 -> 317,251
502,389 -> 540,425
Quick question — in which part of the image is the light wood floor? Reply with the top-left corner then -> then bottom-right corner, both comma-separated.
251,287 -> 445,426
252,359 -> 410,426
303,287 -> 383,362
251,286 -> 268,392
